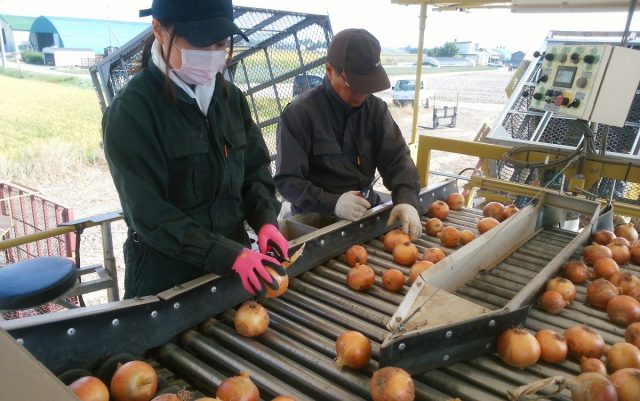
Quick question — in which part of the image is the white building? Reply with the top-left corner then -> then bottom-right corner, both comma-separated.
42,47 -> 96,67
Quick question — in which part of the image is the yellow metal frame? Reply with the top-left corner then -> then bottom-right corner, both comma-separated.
416,134 -> 640,217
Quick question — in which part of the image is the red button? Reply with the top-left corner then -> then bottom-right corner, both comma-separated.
555,95 -> 569,106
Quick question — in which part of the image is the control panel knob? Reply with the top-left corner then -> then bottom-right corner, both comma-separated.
555,95 -> 570,106
568,99 -> 581,108
533,51 -> 543,58
537,74 -> 548,83
544,53 -> 555,61
576,77 -> 588,88
584,55 -> 595,64
545,89 -> 555,97
559,53 -> 568,63
533,93 -> 544,100
570,53 -> 580,63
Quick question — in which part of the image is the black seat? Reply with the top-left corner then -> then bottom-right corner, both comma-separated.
0,257 -> 77,310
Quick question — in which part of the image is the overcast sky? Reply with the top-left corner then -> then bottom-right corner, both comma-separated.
1,0 -> 638,54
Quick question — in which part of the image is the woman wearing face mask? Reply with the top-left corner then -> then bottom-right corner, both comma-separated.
102,0 -> 288,299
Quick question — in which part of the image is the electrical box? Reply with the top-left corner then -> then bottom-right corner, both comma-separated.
530,44 -> 640,127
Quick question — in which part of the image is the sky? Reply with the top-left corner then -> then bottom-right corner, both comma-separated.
1,0 -> 638,54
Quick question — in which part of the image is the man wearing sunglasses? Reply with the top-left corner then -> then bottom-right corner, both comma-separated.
275,28 -> 422,240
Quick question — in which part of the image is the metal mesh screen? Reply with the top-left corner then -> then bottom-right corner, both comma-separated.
91,6 -> 332,167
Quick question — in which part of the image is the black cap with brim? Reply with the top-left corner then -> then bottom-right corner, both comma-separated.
345,64 -> 390,94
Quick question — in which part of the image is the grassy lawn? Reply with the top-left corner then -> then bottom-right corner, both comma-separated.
0,70 -> 104,181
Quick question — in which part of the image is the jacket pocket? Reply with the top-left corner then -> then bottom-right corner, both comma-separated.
222,128 -> 248,197
165,138 -> 213,209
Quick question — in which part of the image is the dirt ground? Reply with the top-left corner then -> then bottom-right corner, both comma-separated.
19,68 -> 514,305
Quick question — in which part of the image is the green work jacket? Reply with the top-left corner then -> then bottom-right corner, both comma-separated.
102,62 -> 280,298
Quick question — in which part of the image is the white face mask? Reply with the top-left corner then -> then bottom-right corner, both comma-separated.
171,46 -> 227,86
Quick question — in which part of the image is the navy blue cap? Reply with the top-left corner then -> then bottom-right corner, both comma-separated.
140,0 -> 248,47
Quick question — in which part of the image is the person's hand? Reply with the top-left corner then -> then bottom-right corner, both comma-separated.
257,224 -> 289,260
231,249 -> 286,296
387,203 -> 422,241
335,191 -> 371,221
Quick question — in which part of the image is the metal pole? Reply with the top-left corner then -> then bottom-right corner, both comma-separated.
100,222 -> 120,302
410,4 -> 427,144
0,26 -> 7,69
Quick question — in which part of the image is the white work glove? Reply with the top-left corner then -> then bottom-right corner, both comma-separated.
335,191 -> 371,221
387,203 -> 422,241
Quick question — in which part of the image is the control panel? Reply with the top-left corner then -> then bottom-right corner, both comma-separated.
530,44 -> 640,127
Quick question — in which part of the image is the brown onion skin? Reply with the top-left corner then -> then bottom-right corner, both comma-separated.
626,322 -> 640,348
501,204 -> 519,221
151,395 -> 181,401
568,373 -> 618,401
580,357 -> 607,375
586,279 -> 620,309
609,368 -> 640,401
628,285 -> 640,302
614,223 -> 639,243
347,264 -> 376,291
592,230 -> 616,245
335,331 -> 372,370
608,242 -> 631,265
630,243 -> 640,264
583,242 -> 613,265
271,397 -> 296,401
428,200 -> 450,220
370,367 -> 415,401
382,269 -> 406,292
593,258 -> 620,280
110,360 -> 158,401
459,229 -> 476,245
446,193 -> 465,210
609,272 -> 640,295
234,301 -> 269,338
539,290 -> 568,314
477,217 -> 500,234
383,229 -> 411,252
606,295 -> 640,326
438,226 -> 460,248
265,266 -> 289,299
535,329 -> 568,364
345,245 -> 368,267
392,242 -> 419,266
216,372 -> 259,401
483,201 -> 505,220
545,277 -> 576,303
563,260 -> 590,284
496,328 -> 541,368
408,261 -> 433,284
564,326 -> 606,360
424,218 -> 443,236
607,342 -> 640,371
422,247 -> 446,263
69,376 -> 110,401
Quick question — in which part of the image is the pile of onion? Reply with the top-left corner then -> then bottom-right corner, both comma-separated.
370,367 -> 415,401
609,368 -> 640,401
593,230 -> 616,245
408,261 -> 433,284
428,200 -> 450,220
234,301 -> 269,337
422,247 -> 446,264
606,295 -> 640,326
545,277 -> 576,303
392,242 -> 419,266
382,269 -> 405,292
446,192 -> 465,210
424,218 -> 444,236
580,357 -> 607,375
383,229 -> 411,252
345,244 -> 368,267
593,258 -> 620,280
477,217 -> 500,234
535,329 -> 568,364
347,264 -> 376,291
564,325 -> 606,360
614,223 -> 639,243
438,226 -> 461,248
586,279 -> 620,309
483,201 -> 505,221
335,330 -> 372,370
216,372 -> 259,401
582,242 -> 613,265
69,376 -> 110,401
110,360 -> 159,401
539,290 -> 569,314
606,342 -> 640,372
563,260 -> 590,284
496,328 -> 540,368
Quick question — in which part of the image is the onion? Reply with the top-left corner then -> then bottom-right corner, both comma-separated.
428,200 -> 449,220
459,229 -> 476,245
216,372 -> 259,401
151,394 -> 180,401
609,272 -> 640,295
422,247 -> 446,263
271,397 -> 296,401
609,368 -> 640,401
545,277 -> 576,303
392,242 -> 419,266
370,367 -> 415,401
383,229 -> 410,252
606,295 -> 640,326
607,342 -> 640,371
539,290 -> 569,314
583,242 -> 613,265
496,328 -> 540,368
568,373 -> 618,401
628,285 -> 640,302
535,329 -> 567,364
563,260 -> 590,284
564,325 -> 606,360
347,264 -> 376,291
593,230 -> 616,245
335,331 -> 372,370
438,226 -> 460,248
446,193 -> 465,210
586,279 -> 620,309
501,204 -> 519,221
615,223 -> 639,243
477,217 -> 500,234
608,242 -> 631,265
408,261 -> 433,284
580,357 -> 607,375
483,201 -> 505,220
630,243 -> 640,264
611,237 -> 631,247
424,218 -> 443,236
265,266 -> 289,299
194,398 -> 221,401
110,360 -> 158,401
593,258 -> 620,279
69,376 -> 110,401
345,245 -> 368,267
626,322 -> 640,348
234,301 -> 269,337
382,268 -> 406,292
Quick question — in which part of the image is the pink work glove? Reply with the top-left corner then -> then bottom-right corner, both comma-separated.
232,248 -> 286,296
257,224 -> 289,260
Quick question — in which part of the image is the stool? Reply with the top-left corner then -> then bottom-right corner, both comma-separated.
0,257 -> 77,311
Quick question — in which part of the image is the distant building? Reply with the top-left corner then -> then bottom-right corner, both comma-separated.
510,50 -> 526,66
30,16 -> 149,56
423,56 -> 475,68
457,41 -> 489,65
43,47 -> 96,67
0,14 -> 37,52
